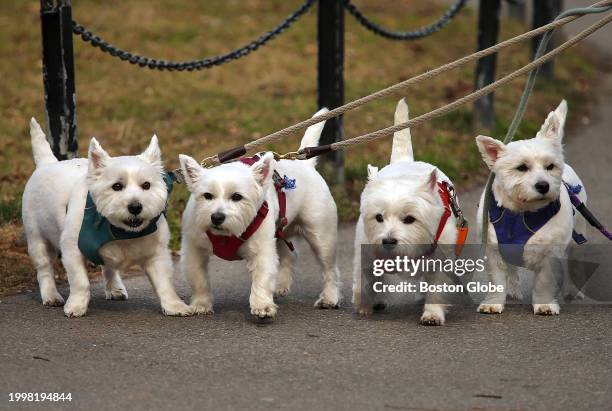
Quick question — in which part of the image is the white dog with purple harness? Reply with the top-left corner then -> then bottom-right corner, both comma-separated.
475,100 -> 587,316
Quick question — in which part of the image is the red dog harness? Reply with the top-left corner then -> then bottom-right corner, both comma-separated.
206,155 -> 295,261
432,181 -> 468,256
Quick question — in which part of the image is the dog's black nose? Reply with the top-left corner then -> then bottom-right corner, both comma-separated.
535,181 -> 550,194
127,201 -> 143,215
382,237 -> 398,250
211,212 -> 226,226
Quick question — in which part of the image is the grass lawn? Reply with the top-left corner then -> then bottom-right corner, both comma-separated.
0,0 -> 601,293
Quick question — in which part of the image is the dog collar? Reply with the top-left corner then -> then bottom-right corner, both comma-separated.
205,155 -> 295,261
488,181 -> 586,267
77,172 -> 174,266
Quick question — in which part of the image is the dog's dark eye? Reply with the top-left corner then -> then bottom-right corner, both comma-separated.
516,164 -> 529,172
403,215 -> 416,224
111,183 -> 123,191
546,163 -> 555,170
141,182 -> 151,190
375,213 -> 384,223
203,193 -> 213,200
231,193 -> 243,202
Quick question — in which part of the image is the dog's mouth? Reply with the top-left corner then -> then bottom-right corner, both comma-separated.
520,194 -> 551,205
209,224 -> 228,233
123,217 -> 144,228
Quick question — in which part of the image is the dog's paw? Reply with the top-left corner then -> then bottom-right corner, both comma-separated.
314,297 -> 339,309
190,301 -> 214,315
42,291 -> 65,307
420,312 -> 445,326
274,287 -> 290,298
63,295 -> 89,317
105,287 -> 128,301
162,300 -> 194,317
477,303 -> 504,314
251,304 -> 277,319
314,289 -> 339,309
533,303 -> 560,316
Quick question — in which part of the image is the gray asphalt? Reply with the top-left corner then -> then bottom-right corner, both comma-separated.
2,3 -> 611,410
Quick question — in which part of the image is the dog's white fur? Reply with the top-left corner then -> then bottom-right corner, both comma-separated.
22,118 -> 192,317
352,99 -> 458,325
179,109 -> 340,318
475,100 -> 587,316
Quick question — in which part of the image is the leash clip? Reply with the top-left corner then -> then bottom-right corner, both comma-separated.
201,156 -> 219,169
172,168 -> 185,184
447,184 -> 466,226
272,151 -> 301,161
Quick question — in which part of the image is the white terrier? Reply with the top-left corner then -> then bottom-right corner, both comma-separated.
352,99 -> 461,325
22,118 -> 192,317
475,100 -> 587,316
179,110 -> 340,319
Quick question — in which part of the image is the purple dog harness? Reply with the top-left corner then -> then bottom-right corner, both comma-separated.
489,182 -> 587,267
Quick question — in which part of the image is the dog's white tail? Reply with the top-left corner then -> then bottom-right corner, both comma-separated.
30,117 -> 57,167
298,108 -> 328,167
390,98 -> 414,164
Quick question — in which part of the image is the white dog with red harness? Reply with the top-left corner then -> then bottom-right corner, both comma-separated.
352,99 -> 467,325
178,109 -> 341,319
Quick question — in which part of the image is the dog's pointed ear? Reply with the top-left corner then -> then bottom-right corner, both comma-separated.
555,99 -> 568,125
88,137 -> 110,172
537,100 -> 567,142
367,164 -> 379,181
423,168 -> 438,193
475,135 -> 505,169
140,134 -> 163,166
179,154 -> 204,191
251,152 -> 274,187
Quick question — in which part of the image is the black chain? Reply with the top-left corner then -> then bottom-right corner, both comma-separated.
71,0 -> 315,71
343,0 -> 468,41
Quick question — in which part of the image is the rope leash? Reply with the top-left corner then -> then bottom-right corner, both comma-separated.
308,10 -> 612,156
188,3 -> 611,173
195,0 -> 612,169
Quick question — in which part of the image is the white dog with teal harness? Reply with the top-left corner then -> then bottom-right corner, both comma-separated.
22,118 -> 192,317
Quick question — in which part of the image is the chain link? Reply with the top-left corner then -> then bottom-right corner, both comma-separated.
343,0 -> 468,40
71,0 -> 315,71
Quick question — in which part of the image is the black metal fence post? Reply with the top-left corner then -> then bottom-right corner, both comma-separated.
532,0 -> 562,79
40,0 -> 77,160
317,0 -> 345,183
474,0 -> 501,130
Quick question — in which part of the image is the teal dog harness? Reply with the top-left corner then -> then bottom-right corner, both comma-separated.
77,172 -> 174,266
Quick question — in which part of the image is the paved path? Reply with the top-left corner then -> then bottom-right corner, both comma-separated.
2,3 -> 611,410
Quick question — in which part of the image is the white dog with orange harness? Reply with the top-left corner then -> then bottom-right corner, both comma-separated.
352,99 -> 468,325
